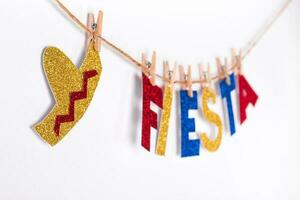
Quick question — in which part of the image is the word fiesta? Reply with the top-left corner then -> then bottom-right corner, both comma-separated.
140,52 -> 258,157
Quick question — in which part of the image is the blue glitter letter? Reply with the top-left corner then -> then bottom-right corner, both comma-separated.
219,73 -> 236,135
180,90 -> 200,157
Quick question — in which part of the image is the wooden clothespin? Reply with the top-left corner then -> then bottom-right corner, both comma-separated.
223,57 -> 230,84
86,11 -> 103,52
141,53 -> 147,75
150,52 -> 157,85
179,65 -> 193,97
199,63 -> 212,89
163,61 -> 177,91
231,48 -> 242,75
86,13 -> 95,51
179,65 -> 187,90
216,57 -> 230,84
141,52 -> 157,86
199,63 -> 206,88
187,65 -> 193,97
206,63 -> 212,88
94,11 -> 103,52
216,57 -> 223,80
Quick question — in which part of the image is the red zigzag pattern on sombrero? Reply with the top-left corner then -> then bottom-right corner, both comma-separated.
54,70 -> 98,136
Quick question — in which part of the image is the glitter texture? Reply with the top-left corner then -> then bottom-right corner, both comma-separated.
220,73 -> 236,135
141,73 -> 163,151
156,85 -> 173,156
180,90 -> 200,157
200,88 -> 223,152
34,44 -> 102,146
238,74 -> 258,124
54,70 -> 98,136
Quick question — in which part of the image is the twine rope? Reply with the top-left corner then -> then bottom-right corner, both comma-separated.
53,0 -> 292,85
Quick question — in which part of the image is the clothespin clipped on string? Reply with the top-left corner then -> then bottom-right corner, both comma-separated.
179,65 -> 193,97
216,57 -> 230,84
231,48 -> 243,75
199,63 -> 212,89
141,52 -> 157,86
86,11 -> 103,52
163,61 -> 177,92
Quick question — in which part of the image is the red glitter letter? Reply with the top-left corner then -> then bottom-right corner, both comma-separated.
141,73 -> 163,151
238,74 -> 258,124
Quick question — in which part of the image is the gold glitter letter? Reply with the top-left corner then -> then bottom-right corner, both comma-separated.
156,86 -> 173,156
200,88 -> 223,152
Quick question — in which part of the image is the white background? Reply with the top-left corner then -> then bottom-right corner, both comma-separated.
0,0 -> 299,199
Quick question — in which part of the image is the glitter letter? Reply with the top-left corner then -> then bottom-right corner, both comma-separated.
156,86 -> 173,156
200,88 -> 223,152
141,73 -> 163,151
180,90 -> 200,157
238,74 -> 258,124
219,73 -> 236,135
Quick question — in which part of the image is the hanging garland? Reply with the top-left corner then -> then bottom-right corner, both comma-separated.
34,0 -> 292,157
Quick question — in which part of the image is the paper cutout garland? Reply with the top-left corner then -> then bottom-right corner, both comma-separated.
34,44 -> 102,146
44,0 -> 290,155
141,71 -> 259,157
35,0 -> 266,154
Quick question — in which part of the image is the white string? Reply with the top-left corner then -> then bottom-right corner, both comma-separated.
241,0 -> 292,59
